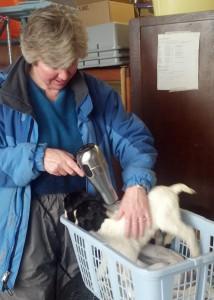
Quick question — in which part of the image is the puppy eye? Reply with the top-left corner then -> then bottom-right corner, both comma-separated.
88,206 -> 93,212
89,203 -> 98,211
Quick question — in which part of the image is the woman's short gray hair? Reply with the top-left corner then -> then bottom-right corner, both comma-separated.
20,5 -> 88,69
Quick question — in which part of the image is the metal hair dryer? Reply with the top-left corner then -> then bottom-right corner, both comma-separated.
76,144 -> 118,204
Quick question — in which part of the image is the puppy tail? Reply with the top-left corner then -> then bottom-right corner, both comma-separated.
169,184 -> 196,195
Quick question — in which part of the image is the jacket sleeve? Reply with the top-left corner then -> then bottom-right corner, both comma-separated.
0,97 -> 47,187
87,76 -> 158,192
0,143 -> 46,187
109,93 -> 157,192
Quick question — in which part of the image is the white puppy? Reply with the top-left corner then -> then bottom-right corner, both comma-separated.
98,184 -> 200,264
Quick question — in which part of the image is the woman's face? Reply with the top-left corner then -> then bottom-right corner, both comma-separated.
31,60 -> 78,91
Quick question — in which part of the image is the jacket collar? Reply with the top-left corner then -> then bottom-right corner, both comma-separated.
0,56 -> 33,115
0,56 -> 92,117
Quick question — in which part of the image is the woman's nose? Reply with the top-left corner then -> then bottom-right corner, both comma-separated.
58,70 -> 69,80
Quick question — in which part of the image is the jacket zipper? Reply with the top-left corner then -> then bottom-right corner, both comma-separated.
1,118 -> 34,294
1,184 -> 26,296
1,188 -> 25,296
1,271 -> 13,296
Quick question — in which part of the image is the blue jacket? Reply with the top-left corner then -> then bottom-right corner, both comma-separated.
0,57 -> 157,292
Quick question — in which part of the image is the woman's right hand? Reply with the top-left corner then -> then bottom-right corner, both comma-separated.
43,148 -> 85,177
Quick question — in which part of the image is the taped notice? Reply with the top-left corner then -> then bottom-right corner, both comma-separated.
157,32 -> 200,92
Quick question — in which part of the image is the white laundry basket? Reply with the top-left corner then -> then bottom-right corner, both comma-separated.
60,209 -> 214,300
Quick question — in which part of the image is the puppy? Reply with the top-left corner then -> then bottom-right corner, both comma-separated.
64,184 -> 200,266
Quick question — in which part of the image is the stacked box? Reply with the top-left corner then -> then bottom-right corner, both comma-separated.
78,23 -> 129,68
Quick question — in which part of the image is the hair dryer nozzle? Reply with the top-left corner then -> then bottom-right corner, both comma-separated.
76,144 -> 118,204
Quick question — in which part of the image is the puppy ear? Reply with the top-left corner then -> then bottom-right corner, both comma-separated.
64,191 -> 89,211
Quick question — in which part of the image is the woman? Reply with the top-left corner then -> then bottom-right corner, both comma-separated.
0,5 -> 157,300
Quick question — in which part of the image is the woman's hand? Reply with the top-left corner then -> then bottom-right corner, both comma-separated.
115,185 -> 151,239
43,148 -> 85,177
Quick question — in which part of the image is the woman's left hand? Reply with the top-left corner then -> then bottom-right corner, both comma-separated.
115,185 -> 151,239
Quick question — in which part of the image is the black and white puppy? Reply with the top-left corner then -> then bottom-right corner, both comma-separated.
64,184 -> 200,266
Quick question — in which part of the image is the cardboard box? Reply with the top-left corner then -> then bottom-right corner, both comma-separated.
76,0 -> 135,27
111,0 -> 130,2
51,0 -> 76,7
